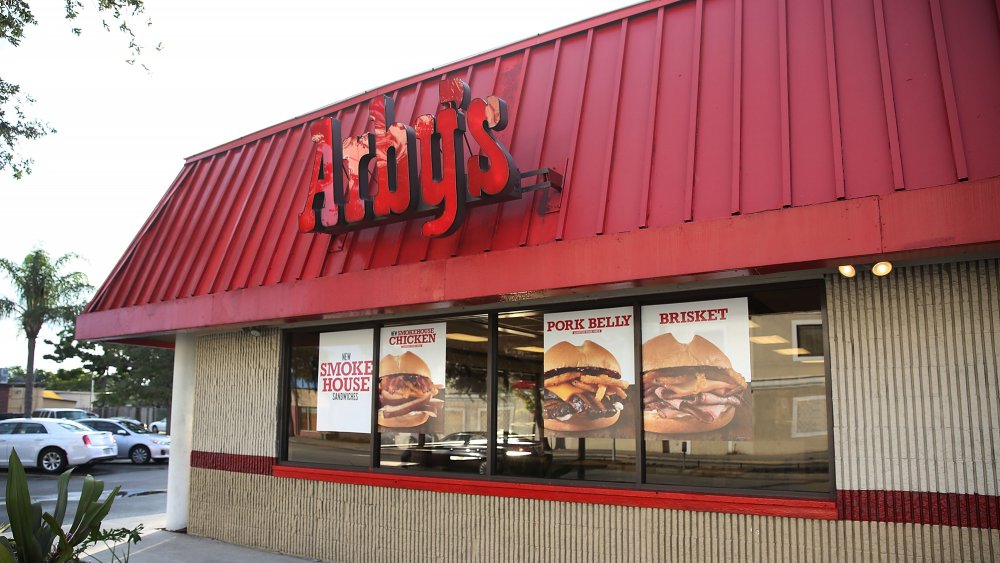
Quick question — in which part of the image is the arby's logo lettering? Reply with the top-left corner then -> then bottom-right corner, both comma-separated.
298,78 -> 520,238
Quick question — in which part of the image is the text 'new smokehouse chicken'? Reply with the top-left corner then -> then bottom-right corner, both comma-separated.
641,334 -> 749,434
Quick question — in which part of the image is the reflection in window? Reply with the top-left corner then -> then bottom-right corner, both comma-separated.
286,332 -> 370,467
378,315 -> 489,475
643,287 -> 830,493
496,311 -> 635,483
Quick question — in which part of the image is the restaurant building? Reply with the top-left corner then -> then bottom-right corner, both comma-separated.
76,0 -> 999,560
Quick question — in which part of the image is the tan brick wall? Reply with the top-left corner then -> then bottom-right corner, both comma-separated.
192,329 -> 281,456
828,259 -> 1000,495
190,468 -> 999,562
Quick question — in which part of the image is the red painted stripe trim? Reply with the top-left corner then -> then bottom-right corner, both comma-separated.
190,451 -> 274,475
928,0 -> 968,181
731,0 -> 743,215
778,0 -> 792,207
596,20 -> 629,235
683,0 -> 704,221
638,8 -> 665,229
555,29 -> 595,241
519,39 -> 562,247
872,0 -> 905,189
823,0 -> 846,199
837,490 -> 1000,530
273,464 -> 836,520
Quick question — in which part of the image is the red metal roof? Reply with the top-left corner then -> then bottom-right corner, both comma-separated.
79,0 -> 1000,340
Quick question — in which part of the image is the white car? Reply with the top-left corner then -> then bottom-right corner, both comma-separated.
150,418 -> 168,434
0,418 -> 118,474
80,418 -> 170,464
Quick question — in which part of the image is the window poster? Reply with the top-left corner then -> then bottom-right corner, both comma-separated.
378,322 -> 447,433
317,329 -> 374,433
542,307 -> 635,438
641,298 -> 753,440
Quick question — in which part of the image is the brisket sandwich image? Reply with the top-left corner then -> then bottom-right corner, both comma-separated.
641,333 -> 749,434
378,351 -> 443,428
542,340 -> 629,432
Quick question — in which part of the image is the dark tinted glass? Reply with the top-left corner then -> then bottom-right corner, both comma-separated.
496,311 -> 635,483
378,315 -> 488,475
643,286 -> 831,493
286,332 -> 370,467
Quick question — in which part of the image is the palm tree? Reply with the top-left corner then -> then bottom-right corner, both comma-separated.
0,249 -> 91,414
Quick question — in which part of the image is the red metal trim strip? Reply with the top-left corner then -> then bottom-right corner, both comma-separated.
730,0 -> 743,214
273,465 -> 837,520
871,0 -> 905,189
638,8 -> 665,229
555,29 -> 595,241
190,451 -> 274,476
486,48 -> 531,252
155,156 -> 226,303
683,0 -> 705,221
778,0 -> 792,207
249,126 -> 312,287
187,147 -> 251,297
823,0 -> 846,200
596,20 -> 629,235
928,0 -> 969,182
519,39 -> 562,247
837,490 -> 1000,530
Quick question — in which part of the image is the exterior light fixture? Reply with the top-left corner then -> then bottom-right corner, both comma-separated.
872,261 -> 893,276
838,265 -> 856,278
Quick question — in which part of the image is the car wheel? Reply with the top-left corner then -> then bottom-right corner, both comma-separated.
151,425 -> 160,433
478,461 -> 488,475
130,445 -> 152,465
38,448 -> 68,474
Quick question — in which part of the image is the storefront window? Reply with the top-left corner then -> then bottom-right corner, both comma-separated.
281,284 -> 831,496
286,332 -> 371,467
378,315 -> 489,475
642,287 -> 830,493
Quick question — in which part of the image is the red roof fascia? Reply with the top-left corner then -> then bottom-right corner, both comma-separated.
76,178 -> 1000,341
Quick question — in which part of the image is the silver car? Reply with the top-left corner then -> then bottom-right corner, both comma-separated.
80,418 -> 170,464
0,418 -> 117,474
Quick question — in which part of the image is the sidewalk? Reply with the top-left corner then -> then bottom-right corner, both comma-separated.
84,514 -> 319,562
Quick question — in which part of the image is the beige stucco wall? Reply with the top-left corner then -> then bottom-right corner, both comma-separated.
187,259 -> 1000,561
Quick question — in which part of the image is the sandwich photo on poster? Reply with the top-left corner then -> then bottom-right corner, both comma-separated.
378,322 -> 446,433
542,307 -> 635,438
641,298 -> 753,440
317,329 -> 374,434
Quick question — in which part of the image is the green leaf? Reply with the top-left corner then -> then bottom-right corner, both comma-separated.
0,537 -> 16,563
4,451 -> 44,563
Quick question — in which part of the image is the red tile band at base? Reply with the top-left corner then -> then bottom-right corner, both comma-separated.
270,464 -> 836,521
188,452 -> 999,528
837,490 -> 1000,530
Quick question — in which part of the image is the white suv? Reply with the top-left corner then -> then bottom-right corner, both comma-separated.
31,408 -> 97,421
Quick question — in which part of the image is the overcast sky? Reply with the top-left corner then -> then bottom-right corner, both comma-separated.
1,0 -> 640,371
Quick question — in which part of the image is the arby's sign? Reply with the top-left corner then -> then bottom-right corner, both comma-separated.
298,78 -> 521,238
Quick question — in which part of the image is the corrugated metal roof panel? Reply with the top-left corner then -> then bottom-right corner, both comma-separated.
84,0 -> 1000,321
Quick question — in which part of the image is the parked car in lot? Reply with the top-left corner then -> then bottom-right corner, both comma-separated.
150,418 -> 169,434
31,408 -> 98,421
0,418 -> 117,474
79,418 -> 170,464
109,416 -> 147,430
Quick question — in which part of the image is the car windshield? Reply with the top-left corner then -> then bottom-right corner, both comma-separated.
58,421 -> 89,432
120,420 -> 151,434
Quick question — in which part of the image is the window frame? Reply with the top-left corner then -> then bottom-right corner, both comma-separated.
276,281 -> 836,502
